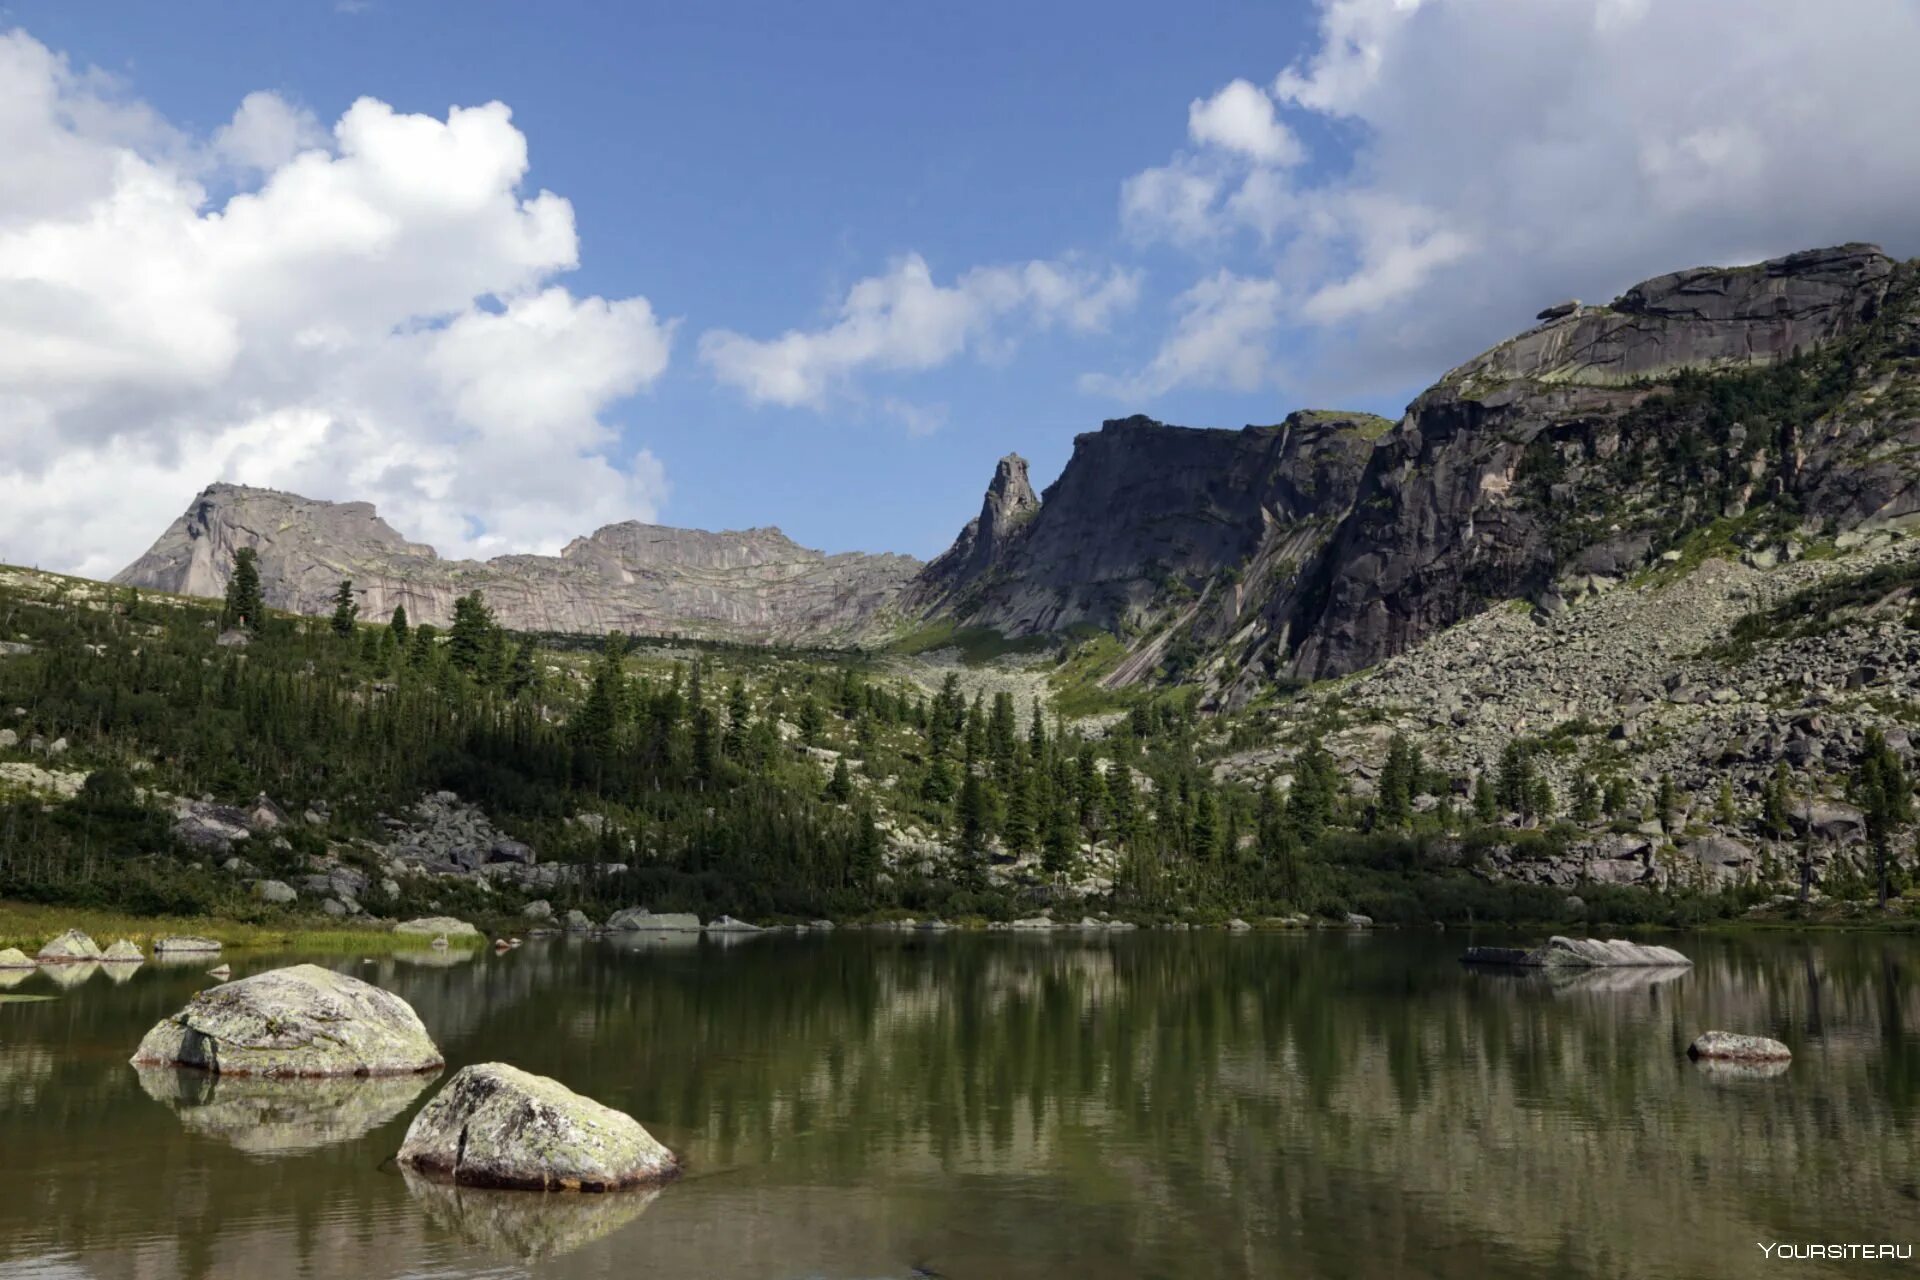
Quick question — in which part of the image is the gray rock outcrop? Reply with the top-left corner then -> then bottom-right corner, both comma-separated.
394,916 -> 482,939
396,1062 -> 678,1191
130,963 -> 444,1077
605,908 -> 700,932
153,936 -> 221,955
0,947 -> 34,969
101,939 -> 144,962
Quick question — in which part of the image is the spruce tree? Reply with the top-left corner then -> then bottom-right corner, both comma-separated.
389,603 -> 409,647
1473,773 -> 1498,824
223,546 -> 264,631
329,579 -> 358,637
1853,728 -> 1911,906
826,756 -> 853,803
448,592 -> 497,674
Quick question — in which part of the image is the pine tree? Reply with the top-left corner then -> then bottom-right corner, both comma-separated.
1379,733 -> 1415,829
1003,768 -> 1035,854
724,680 -> 751,760
506,643 -> 538,697
1853,728 -> 1911,907
1472,773 -> 1498,824
1496,740 -> 1534,819
1288,738 -> 1336,841
1573,772 -> 1600,823
1191,788 -> 1220,862
922,754 -> 955,805
1529,774 -> 1555,824
1105,763 -> 1136,848
1602,775 -> 1631,818
1715,776 -> 1738,825
957,768 -> 993,886
223,547 -> 265,631
798,695 -> 825,747
1028,699 -> 1048,761
389,603 -> 409,648
407,622 -> 437,668
447,592 -> 498,674
329,579 -> 358,637
1762,761 -> 1793,840
1656,774 -> 1679,833
826,756 -> 853,803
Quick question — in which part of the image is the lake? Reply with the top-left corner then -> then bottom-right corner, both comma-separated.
2,929 -> 1916,1278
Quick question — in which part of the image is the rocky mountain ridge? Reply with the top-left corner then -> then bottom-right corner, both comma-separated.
115,485 -> 921,645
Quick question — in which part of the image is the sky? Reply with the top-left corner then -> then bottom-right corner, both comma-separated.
4,0 -> 1920,579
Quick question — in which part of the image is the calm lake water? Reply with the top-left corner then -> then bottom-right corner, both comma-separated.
3,929 -> 1917,1278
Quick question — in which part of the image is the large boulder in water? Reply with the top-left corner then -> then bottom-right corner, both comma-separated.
1461,936 -> 1690,968
102,939 -> 144,962
0,947 -> 34,969
397,1062 -> 678,1191
153,935 -> 221,955
1688,1030 -> 1792,1062
36,929 -> 103,963
130,963 -> 444,1077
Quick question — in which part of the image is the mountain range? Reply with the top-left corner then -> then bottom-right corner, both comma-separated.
118,243 -> 1920,701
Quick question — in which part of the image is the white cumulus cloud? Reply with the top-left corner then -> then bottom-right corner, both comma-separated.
1101,0 -> 1920,400
0,29 -> 675,578
699,253 -> 1139,411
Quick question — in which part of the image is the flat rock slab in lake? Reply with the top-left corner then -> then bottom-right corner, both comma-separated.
394,917 -> 482,939
1461,936 -> 1691,968
130,963 -> 444,1077
152,936 -> 221,954
1688,1030 -> 1792,1062
398,1062 -> 678,1191
36,929 -> 104,963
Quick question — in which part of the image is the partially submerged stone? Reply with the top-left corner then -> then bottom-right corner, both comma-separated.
398,1062 -> 678,1191
1461,936 -> 1691,968
705,915 -> 760,933
0,947 -> 34,969
101,939 -> 144,962
1688,1030 -> 1791,1063
394,916 -> 482,940
130,963 -> 444,1077
36,929 -> 103,963
605,908 -> 701,932
153,936 -> 222,955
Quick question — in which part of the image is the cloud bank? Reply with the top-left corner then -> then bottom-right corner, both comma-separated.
0,30 -> 673,578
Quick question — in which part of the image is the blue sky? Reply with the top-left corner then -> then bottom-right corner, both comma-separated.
5,0 -> 1919,576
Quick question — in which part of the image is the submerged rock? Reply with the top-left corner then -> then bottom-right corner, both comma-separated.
397,1062 -> 679,1191
1462,936 -> 1691,968
394,916 -> 481,939
705,915 -> 761,933
36,929 -> 103,963
1010,916 -> 1055,931
1688,1030 -> 1791,1062
101,939 -> 144,962
130,963 -> 444,1077
0,947 -> 34,969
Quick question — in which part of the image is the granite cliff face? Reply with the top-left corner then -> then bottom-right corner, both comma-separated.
1282,243 -> 1916,684
116,485 -> 921,645
919,243 -> 1920,704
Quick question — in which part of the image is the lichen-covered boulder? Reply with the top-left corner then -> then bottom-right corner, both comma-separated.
394,916 -> 482,939
1463,936 -> 1691,968
605,908 -> 700,932
397,1063 -> 678,1191
1688,1031 -> 1792,1062
102,939 -> 144,962
36,929 -> 103,963
0,947 -> 34,969
130,963 -> 444,1077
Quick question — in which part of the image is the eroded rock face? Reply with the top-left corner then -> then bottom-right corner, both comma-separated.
116,485 -> 920,646
397,1063 -> 678,1191
36,929 -> 103,963
1463,936 -> 1692,968
1688,1030 -> 1792,1062
130,964 -> 444,1077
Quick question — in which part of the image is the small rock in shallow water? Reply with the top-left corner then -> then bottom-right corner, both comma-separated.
1687,1031 -> 1791,1063
102,939 -> 144,962
0,947 -> 35,969
398,1062 -> 678,1191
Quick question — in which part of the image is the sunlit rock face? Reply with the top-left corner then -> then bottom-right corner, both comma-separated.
130,964 -> 444,1077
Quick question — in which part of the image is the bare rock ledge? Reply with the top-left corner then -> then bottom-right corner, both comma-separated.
1461,936 -> 1692,968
